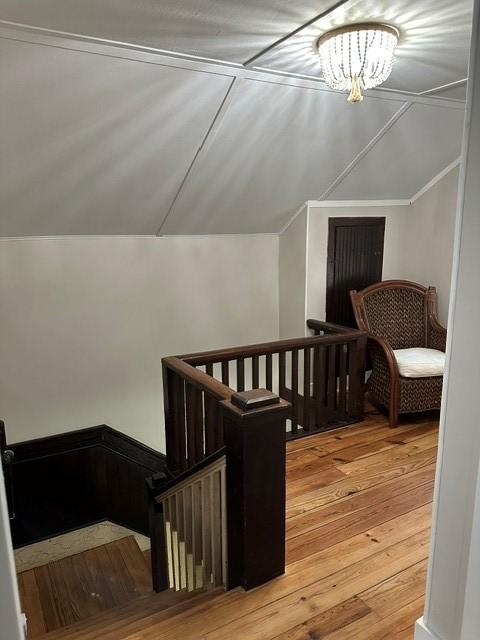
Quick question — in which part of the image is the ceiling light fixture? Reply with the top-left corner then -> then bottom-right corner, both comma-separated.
317,23 -> 399,103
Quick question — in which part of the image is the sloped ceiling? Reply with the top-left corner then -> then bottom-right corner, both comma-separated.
0,0 -> 472,236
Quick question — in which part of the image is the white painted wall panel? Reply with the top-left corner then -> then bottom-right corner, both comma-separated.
0,236 -> 279,451
405,166 -> 459,323
329,104 -> 464,201
0,38 -> 232,236
279,207 -> 308,338
162,79 -> 405,234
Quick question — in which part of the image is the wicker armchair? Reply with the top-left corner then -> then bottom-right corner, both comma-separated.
350,280 -> 447,427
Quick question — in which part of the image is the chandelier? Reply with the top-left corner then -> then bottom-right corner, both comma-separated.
317,23 -> 399,103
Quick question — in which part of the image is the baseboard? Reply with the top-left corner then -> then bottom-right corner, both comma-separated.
415,618 -> 442,640
6,425 -> 167,547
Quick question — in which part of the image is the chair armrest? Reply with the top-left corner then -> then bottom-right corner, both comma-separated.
428,315 -> 447,352
368,334 -> 400,381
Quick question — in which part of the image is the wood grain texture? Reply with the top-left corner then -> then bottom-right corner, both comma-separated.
20,408 -> 437,639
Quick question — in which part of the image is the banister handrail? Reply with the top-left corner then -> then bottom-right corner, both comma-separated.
180,328 -> 366,367
163,356 -> 233,399
306,318 -> 362,334
153,323 -> 367,596
153,447 -> 226,501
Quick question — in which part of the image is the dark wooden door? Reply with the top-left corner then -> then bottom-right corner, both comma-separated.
326,217 -> 385,328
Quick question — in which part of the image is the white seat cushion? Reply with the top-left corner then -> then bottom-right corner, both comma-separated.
393,348 -> 445,378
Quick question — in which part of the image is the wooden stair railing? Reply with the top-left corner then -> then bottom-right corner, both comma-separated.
149,387 -> 289,593
164,321 -> 367,473
150,322 -> 366,594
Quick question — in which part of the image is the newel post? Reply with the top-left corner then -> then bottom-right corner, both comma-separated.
146,472 -> 169,592
220,389 -> 290,591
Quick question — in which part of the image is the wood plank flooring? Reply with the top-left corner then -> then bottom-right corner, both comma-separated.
19,407 -> 438,639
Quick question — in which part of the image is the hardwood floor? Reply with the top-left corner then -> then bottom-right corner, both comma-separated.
18,407 -> 438,639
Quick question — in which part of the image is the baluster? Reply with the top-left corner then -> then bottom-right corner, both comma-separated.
206,363 -> 214,378
291,350 -> 299,434
171,494 -> 180,590
202,476 -> 212,586
177,491 -> 186,590
279,351 -> 286,399
164,499 -> 175,589
211,470 -> 222,586
221,360 -> 230,386
194,388 -> 204,461
220,465 -> 228,586
252,355 -> 259,388
303,347 -> 311,431
184,487 -> 194,591
174,376 -> 187,472
266,353 -> 273,391
348,336 -> 366,419
338,343 -> 348,419
236,358 -> 245,392
163,366 -> 177,473
314,346 -> 327,428
327,344 -> 337,420
186,384 -> 196,465
204,396 -> 217,455
192,481 -> 203,589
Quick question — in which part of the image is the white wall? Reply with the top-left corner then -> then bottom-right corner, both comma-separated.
0,236 -> 279,451
416,2 -> 480,636
305,203 -> 409,322
279,207 -> 308,339
406,166 -> 460,324
0,465 -> 24,640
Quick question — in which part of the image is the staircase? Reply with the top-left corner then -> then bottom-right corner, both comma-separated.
18,535 -> 222,639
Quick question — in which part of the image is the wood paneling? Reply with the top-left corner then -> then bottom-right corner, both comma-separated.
7,426 -> 167,547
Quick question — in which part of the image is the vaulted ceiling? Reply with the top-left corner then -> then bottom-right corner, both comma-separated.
0,0 -> 472,235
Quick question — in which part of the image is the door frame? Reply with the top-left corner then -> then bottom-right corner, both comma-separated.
326,217 -> 386,324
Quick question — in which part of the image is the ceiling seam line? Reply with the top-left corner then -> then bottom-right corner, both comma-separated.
419,78 -> 468,96
317,101 -> 413,200
0,24 -> 465,109
0,19 -> 244,68
243,0 -> 352,67
155,76 -> 238,237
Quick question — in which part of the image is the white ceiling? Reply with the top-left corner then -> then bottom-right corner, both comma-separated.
0,0 -> 472,236
0,0 -> 339,62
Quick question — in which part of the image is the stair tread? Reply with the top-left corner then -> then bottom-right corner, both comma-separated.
36,586 -> 225,639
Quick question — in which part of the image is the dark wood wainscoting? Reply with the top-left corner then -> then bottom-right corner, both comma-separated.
7,425 -> 167,548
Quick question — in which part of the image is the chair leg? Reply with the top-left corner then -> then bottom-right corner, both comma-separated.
388,388 -> 399,428
388,406 -> 399,428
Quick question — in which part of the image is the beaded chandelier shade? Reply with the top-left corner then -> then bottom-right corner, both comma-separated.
317,23 -> 399,103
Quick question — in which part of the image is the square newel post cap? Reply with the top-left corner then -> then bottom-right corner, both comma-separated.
231,389 -> 280,410
221,389 -> 290,422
